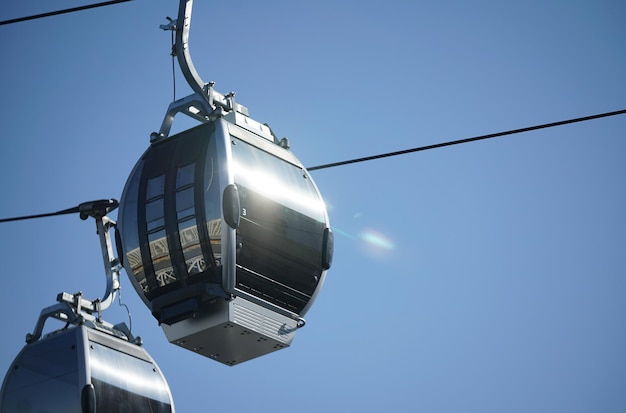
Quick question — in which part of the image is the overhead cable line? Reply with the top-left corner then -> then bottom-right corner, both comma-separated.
0,199 -> 118,224
0,206 -> 81,223
307,109 -> 626,171
0,0 -> 132,26
0,110 -> 624,222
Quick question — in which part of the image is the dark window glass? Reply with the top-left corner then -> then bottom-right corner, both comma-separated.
120,122 -> 222,303
144,173 -> 176,287
146,175 -> 164,200
89,341 -> 172,412
230,137 -> 326,313
231,138 -> 325,223
175,163 -> 204,276
176,187 -> 195,221
146,198 -> 165,233
0,331 -> 80,412
203,140 -> 222,267
120,160 -> 148,293
176,163 -> 195,188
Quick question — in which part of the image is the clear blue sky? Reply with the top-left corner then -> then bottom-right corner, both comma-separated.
1,1 -> 625,412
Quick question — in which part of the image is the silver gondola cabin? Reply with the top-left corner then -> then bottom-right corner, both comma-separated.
117,109 -> 333,365
116,0 -> 333,366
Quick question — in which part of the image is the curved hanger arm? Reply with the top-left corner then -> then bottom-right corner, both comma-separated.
175,0 -> 206,97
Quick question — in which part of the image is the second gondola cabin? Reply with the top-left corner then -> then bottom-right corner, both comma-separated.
117,108 -> 333,366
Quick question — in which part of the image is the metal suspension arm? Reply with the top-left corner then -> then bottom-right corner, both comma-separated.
94,214 -> 121,311
175,0 -> 206,97
25,200 -> 124,343
154,0 -> 251,140
77,199 -> 122,312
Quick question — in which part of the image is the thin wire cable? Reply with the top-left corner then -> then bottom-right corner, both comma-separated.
0,0 -> 132,26
0,206 -> 79,223
307,109 -> 626,171
118,288 -> 133,333
1,109 -> 624,222
171,30 -> 177,101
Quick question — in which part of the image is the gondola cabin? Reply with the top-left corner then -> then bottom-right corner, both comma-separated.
0,324 -> 174,412
117,109 -> 333,365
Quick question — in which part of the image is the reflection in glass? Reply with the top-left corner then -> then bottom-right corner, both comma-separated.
89,341 -> 172,412
146,174 -> 176,287
204,141 -> 221,266
230,137 -> 327,313
146,174 -> 165,199
231,139 -> 326,222
119,124 -> 225,303
176,163 -> 204,276
0,330 -> 79,412
146,198 -> 165,233
121,160 -> 147,293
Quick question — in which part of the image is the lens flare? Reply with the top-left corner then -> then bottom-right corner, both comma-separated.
331,226 -> 356,240
359,228 -> 395,251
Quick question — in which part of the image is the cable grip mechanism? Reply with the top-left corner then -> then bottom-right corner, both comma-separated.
152,1 -> 250,141
25,199 -> 132,344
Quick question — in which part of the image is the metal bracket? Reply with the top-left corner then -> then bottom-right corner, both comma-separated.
159,16 -> 177,32
152,1 -> 251,142
151,82 -> 250,141
95,214 -> 122,311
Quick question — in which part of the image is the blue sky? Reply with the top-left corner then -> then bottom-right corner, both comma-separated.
1,1 -> 625,412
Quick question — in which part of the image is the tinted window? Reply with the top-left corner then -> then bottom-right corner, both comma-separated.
0,332 -> 80,412
231,138 -> 326,223
119,123 -> 222,302
230,137 -> 327,313
90,341 -> 172,412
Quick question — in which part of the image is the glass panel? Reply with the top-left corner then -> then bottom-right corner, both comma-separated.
176,187 -> 195,221
144,174 -> 176,287
175,163 -> 205,276
146,175 -> 165,200
120,160 -> 148,294
231,138 -> 326,222
230,137 -> 327,313
148,228 -> 176,287
146,198 -> 165,233
176,163 -> 195,188
207,218 -> 222,266
203,141 -> 222,266
0,331 -> 80,412
179,218 -> 206,275
89,341 -> 172,412
146,175 -> 166,234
